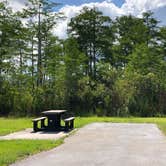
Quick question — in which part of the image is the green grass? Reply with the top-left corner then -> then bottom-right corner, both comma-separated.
0,118 -> 31,136
0,139 -> 63,166
0,117 -> 166,166
0,118 -> 64,166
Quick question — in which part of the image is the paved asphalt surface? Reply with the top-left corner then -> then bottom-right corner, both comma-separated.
11,123 -> 166,166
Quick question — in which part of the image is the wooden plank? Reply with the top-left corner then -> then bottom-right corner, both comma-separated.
42,110 -> 67,115
32,117 -> 46,121
63,117 -> 75,122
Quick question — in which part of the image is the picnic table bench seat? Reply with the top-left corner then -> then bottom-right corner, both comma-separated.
32,117 -> 46,132
63,117 -> 75,131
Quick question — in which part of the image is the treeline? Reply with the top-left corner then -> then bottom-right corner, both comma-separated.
0,0 -> 166,117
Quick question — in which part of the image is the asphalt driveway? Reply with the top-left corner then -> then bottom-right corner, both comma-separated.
11,123 -> 166,166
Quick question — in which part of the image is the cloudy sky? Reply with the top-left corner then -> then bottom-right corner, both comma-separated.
5,0 -> 166,38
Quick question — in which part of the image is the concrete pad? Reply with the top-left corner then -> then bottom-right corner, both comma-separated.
11,123 -> 166,166
0,128 -> 70,140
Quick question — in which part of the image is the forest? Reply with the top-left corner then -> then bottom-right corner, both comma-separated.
0,0 -> 166,117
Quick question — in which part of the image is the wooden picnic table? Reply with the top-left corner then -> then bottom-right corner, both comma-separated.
42,110 -> 67,131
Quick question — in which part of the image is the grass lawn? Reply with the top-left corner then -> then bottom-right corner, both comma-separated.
0,117 -> 166,166
0,118 -> 31,136
0,139 -> 63,166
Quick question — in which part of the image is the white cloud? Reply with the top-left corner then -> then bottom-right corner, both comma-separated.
56,0 -> 166,38
1,0 -> 166,39
0,0 -> 27,12
121,0 -> 166,16
10,2 -> 25,12
54,20 -> 68,39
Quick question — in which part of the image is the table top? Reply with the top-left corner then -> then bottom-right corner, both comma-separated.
42,110 -> 67,115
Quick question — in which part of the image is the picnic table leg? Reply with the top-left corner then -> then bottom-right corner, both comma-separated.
70,120 -> 74,129
65,121 -> 69,131
41,118 -> 46,129
33,121 -> 38,132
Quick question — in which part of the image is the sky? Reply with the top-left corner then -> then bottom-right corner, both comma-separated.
56,0 -> 125,9
3,0 -> 166,39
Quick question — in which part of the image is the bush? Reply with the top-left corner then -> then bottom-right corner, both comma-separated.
118,72 -> 166,117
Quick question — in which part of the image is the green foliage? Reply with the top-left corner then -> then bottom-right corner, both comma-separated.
68,7 -> 113,79
119,43 -> 166,116
76,63 -> 124,116
128,74 -> 161,116
113,15 -> 146,65
64,38 -> 87,111
127,44 -> 164,75
0,2 -> 165,117
117,71 -> 166,117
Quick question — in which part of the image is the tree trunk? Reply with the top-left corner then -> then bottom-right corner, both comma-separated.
37,3 -> 43,87
31,36 -> 35,91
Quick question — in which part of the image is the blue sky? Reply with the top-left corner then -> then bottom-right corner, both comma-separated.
53,0 -> 125,11
57,0 -> 125,7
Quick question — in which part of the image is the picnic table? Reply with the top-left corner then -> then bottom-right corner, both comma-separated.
42,110 -> 66,130
32,110 -> 75,132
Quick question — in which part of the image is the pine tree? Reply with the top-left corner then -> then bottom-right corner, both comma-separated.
68,7 -> 113,79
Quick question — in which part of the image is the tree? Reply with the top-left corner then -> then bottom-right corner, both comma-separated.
122,43 -> 166,116
160,27 -> 166,57
64,38 -> 87,110
127,44 -> 164,75
22,0 -> 63,87
0,1 -> 17,77
142,11 -> 159,46
112,15 -> 147,67
68,7 -> 113,79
